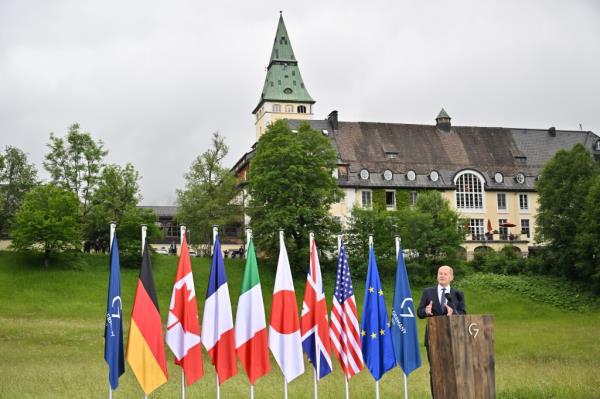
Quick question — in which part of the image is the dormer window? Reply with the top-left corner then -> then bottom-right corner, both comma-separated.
298,105 -> 306,113
285,105 -> 293,113
385,152 -> 398,159
273,104 -> 281,112
595,140 -> 600,151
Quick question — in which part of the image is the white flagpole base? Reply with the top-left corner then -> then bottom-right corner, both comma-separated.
284,378 -> 288,399
375,380 -> 380,399
108,385 -> 112,399
216,375 -> 220,399
182,370 -> 186,399
313,368 -> 318,399
345,375 -> 349,399
403,372 -> 408,399
250,384 -> 254,399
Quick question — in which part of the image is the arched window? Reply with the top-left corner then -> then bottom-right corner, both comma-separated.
298,105 -> 306,113
455,171 -> 484,210
285,105 -> 293,113
272,104 -> 281,112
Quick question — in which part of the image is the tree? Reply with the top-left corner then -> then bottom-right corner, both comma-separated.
535,143 -> 600,285
85,163 -> 157,262
43,123 -> 107,216
0,146 -> 38,236
346,191 -> 463,282
11,185 -> 81,267
247,120 -> 341,272
177,132 -> 241,246
574,174 -> 600,292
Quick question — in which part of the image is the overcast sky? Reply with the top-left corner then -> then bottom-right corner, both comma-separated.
1,1 -> 599,205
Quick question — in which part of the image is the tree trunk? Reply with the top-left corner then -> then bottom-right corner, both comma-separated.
44,249 -> 50,268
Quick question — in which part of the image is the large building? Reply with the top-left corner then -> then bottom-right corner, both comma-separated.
234,14 -> 600,259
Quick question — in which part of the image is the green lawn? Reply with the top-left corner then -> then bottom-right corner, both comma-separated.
0,251 -> 598,398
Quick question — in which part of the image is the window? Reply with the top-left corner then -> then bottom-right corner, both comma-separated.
469,219 -> 485,240
285,105 -> 293,113
521,219 -> 530,238
386,191 -> 395,209
298,105 -> 306,113
409,191 -> 418,206
338,165 -> 348,180
273,104 -> 281,112
497,193 -> 507,210
361,191 -> 372,208
595,140 -> 600,151
498,219 -> 508,240
456,172 -> 484,210
165,222 -> 179,238
385,152 -> 398,159
519,194 -> 529,211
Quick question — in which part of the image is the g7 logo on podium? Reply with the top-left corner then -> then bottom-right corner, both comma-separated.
468,322 -> 480,339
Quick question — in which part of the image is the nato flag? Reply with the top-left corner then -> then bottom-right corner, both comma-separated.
390,244 -> 422,375
360,245 -> 396,381
104,235 -> 125,389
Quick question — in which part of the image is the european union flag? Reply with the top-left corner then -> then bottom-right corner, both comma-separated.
104,235 -> 124,389
390,244 -> 422,375
360,245 -> 396,381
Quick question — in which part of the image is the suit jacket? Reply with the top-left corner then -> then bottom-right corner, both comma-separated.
417,286 -> 466,346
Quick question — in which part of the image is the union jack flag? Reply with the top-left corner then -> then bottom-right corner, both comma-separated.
300,240 -> 333,379
329,241 -> 364,379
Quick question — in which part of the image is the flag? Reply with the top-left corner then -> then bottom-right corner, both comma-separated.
330,241 -> 363,379
235,239 -> 270,384
390,244 -> 422,376
104,235 -> 124,390
202,235 -> 237,384
166,236 -> 204,386
126,244 -> 168,395
360,245 -> 395,381
269,234 -> 304,382
300,240 -> 333,379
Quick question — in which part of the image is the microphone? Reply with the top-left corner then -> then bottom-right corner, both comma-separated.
444,292 -> 454,310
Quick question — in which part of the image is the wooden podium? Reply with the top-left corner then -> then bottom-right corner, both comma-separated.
427,315 -> 495,399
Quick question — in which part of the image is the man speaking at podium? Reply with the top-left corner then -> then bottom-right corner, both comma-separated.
417,265 -> 466,398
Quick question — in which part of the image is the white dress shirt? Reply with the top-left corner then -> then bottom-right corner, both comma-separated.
437,284 -> 451,306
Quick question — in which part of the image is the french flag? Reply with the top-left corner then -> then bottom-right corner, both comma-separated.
202,235 -> 237,384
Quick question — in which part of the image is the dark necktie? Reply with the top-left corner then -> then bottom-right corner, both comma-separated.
441,288 -> 447,308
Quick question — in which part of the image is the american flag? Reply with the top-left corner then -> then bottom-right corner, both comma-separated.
329,241 -> 364,379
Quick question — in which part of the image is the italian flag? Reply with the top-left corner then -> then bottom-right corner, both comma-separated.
235,239 -> 270,384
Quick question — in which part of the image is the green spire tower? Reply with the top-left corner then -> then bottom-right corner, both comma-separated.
253,13 -> 315,140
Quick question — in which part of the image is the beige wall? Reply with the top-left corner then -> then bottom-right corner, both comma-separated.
255,102 -> 313,140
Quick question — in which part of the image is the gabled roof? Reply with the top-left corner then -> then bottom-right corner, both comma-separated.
288,117 -> 599,191
253,14 -> 314,114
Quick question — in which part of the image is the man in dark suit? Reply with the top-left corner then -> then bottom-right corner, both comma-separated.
417,265 -> 466,398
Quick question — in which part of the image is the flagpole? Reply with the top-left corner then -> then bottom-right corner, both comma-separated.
216,375 -> 220,399
250,384 -> 254,399
179,225 -> 187,399
141,224 -> 147,255
369,234 -> 378,399
246,228 -> 252,258
108,222 -> 116,399
212,225 -> 218,255
309,231 -> 319,399
395,235 -> 409,399
345,375 -> 349,399
279,230 -> 288,399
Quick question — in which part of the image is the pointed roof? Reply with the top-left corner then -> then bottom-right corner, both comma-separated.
436,108 -> 451,120
253,13 -> 314,114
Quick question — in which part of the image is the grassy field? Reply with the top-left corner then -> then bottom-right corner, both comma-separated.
0,251 -> 598,399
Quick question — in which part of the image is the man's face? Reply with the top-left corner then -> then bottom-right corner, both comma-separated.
437,266 -> 454,287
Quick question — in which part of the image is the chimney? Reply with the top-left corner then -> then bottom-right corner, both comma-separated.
327,110 -> 339,131
548,126 -> 556,137
436,108 -> 451,132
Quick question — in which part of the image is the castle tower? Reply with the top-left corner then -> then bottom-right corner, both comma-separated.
252,12 -> 315,140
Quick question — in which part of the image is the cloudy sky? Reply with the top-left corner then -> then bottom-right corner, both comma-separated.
1,1 -> 599,205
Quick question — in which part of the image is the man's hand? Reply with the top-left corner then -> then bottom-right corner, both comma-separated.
425,300 -> 433,316
445,304 -> 454,316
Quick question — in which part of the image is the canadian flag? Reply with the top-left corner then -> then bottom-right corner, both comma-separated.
166,236 -> 204,385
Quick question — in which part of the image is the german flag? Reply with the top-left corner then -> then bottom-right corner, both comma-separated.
126,245 -> 168,395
